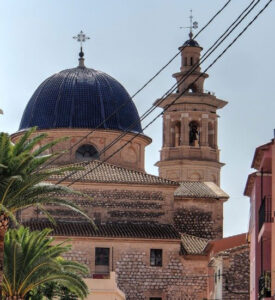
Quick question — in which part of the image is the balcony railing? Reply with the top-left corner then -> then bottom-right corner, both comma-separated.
259,196 -> 272,232
259,271 -> 271,299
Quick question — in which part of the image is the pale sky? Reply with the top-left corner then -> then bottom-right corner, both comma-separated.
0,0 -> 274,237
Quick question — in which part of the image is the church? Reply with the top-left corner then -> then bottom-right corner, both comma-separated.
11,31 -> 249,299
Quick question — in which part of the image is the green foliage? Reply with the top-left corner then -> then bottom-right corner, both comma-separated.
3,226 -> 89,299
0,127 -> 92,224
27,282 -> 79,299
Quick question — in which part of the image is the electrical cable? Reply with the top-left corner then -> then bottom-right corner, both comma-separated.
66,0 -> 272,187
38,0 -> 232,171
70,0 -> 259,164
58,0 -> 266,185
55,0 -> 258,185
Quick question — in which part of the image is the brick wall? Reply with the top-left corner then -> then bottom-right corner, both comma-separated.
11,128 -> 150,172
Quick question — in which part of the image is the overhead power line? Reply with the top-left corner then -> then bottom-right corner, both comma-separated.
70,0 -> 259,165
38,0 -> 232,171
65,0 -> 272,187
55,0 -> 260,185
56,0 -> 258,185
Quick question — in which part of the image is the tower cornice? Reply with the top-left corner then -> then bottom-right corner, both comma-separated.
154,94 -> 227,110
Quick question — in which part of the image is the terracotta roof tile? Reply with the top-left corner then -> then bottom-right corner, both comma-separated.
175,181 -> 229,199
24,221 -> 181,240
50,160 -> 178,186
180,233 -> 209,255
213,244 -> 249,258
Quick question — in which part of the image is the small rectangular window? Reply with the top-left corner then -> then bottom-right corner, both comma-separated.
95,247 -> 109,274
150,249 -> 162,267
149,298 -> 162,300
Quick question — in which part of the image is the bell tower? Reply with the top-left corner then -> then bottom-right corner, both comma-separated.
155,33 -> 227,186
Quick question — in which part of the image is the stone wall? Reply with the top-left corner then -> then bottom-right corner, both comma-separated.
174,207 -> 215,239
173,198 -> 223,239
55,237 -> 209,300
21,185 -> 175,225
62,249 -> 91,277
221,244 -> 250,299
116,250 -> 208,300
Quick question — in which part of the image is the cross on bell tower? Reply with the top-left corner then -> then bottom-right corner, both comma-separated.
179,9 -> 198,39
154,13 -> 227,186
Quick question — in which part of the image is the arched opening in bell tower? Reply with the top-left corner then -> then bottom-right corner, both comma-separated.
189,121 -> 200,146
171,121 -> 181,147
188,83 -> 198,93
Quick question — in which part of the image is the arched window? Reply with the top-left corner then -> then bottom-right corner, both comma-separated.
208,122 -> 214,148
75,144 -> 99,162
190,57 -> 193,65
189,121 -> 200,146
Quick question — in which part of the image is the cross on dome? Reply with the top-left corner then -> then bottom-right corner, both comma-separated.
73,30 -> 90,48
73,30 -> 90,67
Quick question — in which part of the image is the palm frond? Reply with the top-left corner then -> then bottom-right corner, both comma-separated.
4,227 -> 89,299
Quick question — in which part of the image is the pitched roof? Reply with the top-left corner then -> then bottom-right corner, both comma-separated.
24,221 -> 181,240
180,233 -> 209,255
50,160 -> 178,186
209,233 -> 248,255
209,244 -> 249,262
174,181 -> 229,199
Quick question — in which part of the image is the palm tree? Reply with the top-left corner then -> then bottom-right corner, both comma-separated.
3,226 -> 89,299
0,128 -> 92,296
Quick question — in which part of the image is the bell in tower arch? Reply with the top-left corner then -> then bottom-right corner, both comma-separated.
189,121 -> 200,147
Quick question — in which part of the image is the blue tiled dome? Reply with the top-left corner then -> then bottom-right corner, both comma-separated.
182,39 -> 200,48
19,67 -> 143,133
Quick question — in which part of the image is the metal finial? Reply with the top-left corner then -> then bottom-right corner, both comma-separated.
179,9 -> 198,39
73,31 -> 90,67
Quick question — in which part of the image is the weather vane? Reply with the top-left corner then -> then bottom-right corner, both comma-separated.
179,10 -> 198,39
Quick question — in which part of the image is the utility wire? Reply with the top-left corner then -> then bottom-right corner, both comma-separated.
131,0 -> 232,99
56,0 -> 260,186
39,0 -> 232,171
56,0 -> 258,185
66,0 -> 272,187
70,0 -> 259,164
